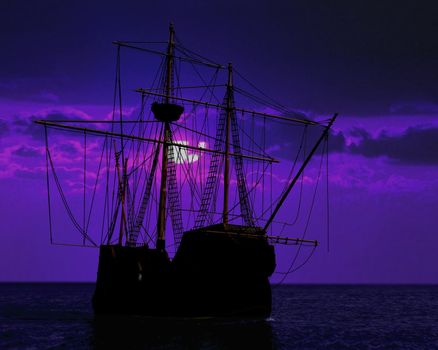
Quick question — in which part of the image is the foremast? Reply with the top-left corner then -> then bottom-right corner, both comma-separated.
223,63 -> 233,225
156,23 -> 175,251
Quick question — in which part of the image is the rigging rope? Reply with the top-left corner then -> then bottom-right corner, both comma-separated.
83,131 -> 86,245
44,126 -> 53,244
273,139 -> 327,285
325,135 -> 330,252
46,144 -> 97,247
85,135 -> 107,234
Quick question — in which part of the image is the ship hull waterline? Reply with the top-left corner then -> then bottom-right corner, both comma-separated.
93,224 -> 276,319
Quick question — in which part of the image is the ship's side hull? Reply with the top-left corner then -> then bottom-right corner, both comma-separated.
93,225 -> 276,318
92,245 -> 172,316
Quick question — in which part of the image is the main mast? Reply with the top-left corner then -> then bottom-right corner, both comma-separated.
156,23 -> 175,251
223,63 -> 233,225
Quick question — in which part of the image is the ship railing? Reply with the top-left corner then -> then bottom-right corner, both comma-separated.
202,230 -> 318,247
126,242 -> 149,248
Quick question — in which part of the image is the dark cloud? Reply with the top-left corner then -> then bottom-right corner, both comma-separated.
12,118 -> 29,127
389,102 -> 438,115
12,146 -> 42,157
15,168 -> 44,180
349,127 -> 370,139
266,121 -> 438,166
57,143 -> 79,155
0,119 -> 9,136
350,126 -> 438,165
261,117 -> 346,160
0,78 -> 61,103
328,131 -> 347,153
12,111 -> 86,140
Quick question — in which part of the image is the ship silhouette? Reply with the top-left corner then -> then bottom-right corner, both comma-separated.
36,24 -> 336,318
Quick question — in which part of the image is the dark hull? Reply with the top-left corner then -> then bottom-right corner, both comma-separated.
93,224 -> 276,318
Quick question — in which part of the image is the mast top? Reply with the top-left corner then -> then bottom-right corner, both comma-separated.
227,63 -> 233,86
152,22 -> 184,123
168,22 -> 175,43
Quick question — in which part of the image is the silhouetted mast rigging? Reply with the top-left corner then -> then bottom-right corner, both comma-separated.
36,22 -> 337,274
156,23 -> 175,251
223,63 -> 232,225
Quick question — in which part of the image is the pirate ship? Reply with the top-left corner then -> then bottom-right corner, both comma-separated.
36,24 -> 336,318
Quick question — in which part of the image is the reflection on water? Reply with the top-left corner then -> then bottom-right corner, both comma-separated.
91,315 -> 274,349
3,284 -> 437,349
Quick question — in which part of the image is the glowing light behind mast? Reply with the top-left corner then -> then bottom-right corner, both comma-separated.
170,140 -> 207,164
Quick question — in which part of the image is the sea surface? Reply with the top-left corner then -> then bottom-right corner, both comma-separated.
0,284 -> 437,349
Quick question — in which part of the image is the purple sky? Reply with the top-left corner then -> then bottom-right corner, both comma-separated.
1,1 -> 438,283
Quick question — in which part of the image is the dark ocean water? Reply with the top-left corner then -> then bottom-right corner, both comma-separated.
0,284 -> 437,349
